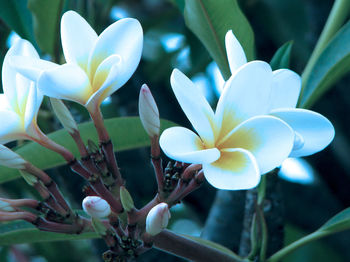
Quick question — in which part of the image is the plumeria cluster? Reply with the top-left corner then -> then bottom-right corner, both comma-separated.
0,9 -> 334,262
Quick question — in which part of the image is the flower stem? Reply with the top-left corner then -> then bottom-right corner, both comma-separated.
153,230 -> 243,262
267,231 -> 329,262
300,0 -> 350,102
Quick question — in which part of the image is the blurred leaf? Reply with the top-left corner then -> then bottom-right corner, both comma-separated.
0,0 -> 35,42
270,41 -> 293,70
319,207 -> 350,233
0,220 -> 98,245
283,224 -> 344,262
299,21 -> 350,108
182,0 -> 255,79
28,0 -> 63,56
182,234 -> 241,259
0,117 -> 175,184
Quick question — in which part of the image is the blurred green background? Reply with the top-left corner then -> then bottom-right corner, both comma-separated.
0,0 -> 349,261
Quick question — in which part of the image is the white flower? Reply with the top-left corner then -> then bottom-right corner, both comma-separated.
159,67 -> 294,190
146,203 -> 170,236
12,10 -> 143,112
82,196 -> 111,219
225,30 -> 335,157
0,39 -> 43,144
139,84 -> 160,137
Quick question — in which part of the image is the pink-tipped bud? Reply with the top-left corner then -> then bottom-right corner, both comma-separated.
82,196 -> 111,219
139,84 -> 160,137
146,203 -> 171,236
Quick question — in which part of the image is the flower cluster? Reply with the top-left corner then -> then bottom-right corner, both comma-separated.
159,31 -> 335,190
0,7 -> 337,262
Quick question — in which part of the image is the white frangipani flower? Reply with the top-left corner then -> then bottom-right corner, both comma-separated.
0,39 -> 43,144
160,68 -> 294,190
12,10 -> 143,112
224,30 -> 335,157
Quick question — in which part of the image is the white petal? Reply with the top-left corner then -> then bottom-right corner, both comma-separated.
2,39 -> 39,111
268,69 -> 301,111
37,64 -> 93,105
10,56 -> 58,82
87,18 -> 143,82
0,111 -> 24,144
270,108 -> 335,157
215,61 -> 273,140
218,115 -> 294,174
203,148 -> 260,190
225,30 -> 247,73
24,85 -> 38,130
170,69 -> 216,147
159,127 -> 220,164
0,94 -> 12,111
61,11 -> 98,71
85,56 -> 123,111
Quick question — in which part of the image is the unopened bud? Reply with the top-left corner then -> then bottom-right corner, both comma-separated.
146,203 -> 170,236
0,199 -> 15,212
82,196 -> 111,219
120,186 -> 135,212
139,84 -> 160,137
0,145 -> 26,169
50,98 -> 78,134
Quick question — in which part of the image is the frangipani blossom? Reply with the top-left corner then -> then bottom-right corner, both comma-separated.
225,30 -> 335,157
12,10 -> 143,112
0,39 -> 43,144
160,67 -> 294,190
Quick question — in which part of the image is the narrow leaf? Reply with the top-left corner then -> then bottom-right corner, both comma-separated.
299,21 -> 350,108
183,0 -> 255,79
0,117 -> 175,184
0,220 -> 98,245
318,207 -> 350,233
270,41 -> 293,70
28,0 -> 63,55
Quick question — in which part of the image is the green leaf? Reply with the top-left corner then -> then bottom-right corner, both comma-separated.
269,41 -> 293,70
183,0 -> 255,79
28,0 -> 63,56
0,0 -> 35,42
299,21 -> 350,108
0,117 -> 175,184
182,234 -> 242,260
318,207 -> 350,233
0,220 -> 98,245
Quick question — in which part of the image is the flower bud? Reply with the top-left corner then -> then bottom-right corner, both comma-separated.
139,84 -> 160,137
50,98 -> 78,134
0,199 -> 15,212
120,186 -> 135,212
82,196 -> 111,219
0,145 -> 27,169
146,203 -> 171,236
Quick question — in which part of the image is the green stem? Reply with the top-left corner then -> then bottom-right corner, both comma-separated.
300,0 -> 350,102
257,175 -> 267,205
267,231 -> 329,262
